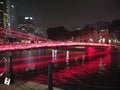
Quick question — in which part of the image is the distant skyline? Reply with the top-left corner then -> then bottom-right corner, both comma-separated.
16,0 -> 120,32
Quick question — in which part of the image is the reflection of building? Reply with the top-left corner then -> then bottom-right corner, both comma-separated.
0,0 -> 16,30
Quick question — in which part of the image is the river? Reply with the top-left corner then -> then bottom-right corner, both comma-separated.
0,48 -> 120,90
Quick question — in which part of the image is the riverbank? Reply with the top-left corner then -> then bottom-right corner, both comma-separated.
0,80 -> 63,90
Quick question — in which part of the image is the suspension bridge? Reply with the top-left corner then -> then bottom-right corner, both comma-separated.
0,27 -> 118,86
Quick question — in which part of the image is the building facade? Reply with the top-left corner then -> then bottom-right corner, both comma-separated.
18,16 -> 44,36
0,0 -> 16,30
0,0 -> 7,28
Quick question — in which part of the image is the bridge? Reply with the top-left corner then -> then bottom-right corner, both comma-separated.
0,27 -> 117,52
0,27 -> 119,86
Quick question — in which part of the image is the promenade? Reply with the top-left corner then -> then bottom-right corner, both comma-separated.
0,81 -> 63,90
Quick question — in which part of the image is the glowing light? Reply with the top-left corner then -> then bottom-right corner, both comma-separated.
0,2 -> 4,4
108,39 -> 111,44
25,17 -> 33,20
11,5 -> 14,8
25,17 -> 29,20
30,17 -> 33,20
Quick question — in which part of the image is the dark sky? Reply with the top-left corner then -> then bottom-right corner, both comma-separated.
16,0 -> 120,32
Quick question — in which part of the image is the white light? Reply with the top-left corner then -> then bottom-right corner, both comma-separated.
89,38 -> 93,42
102,38 -> 105,43
25,17 -> 33,20
108,39 -> 111,44
30,17 -> 33,20
11,5 -> 14,8
114,39 -> 117,43
98,39 -> 102,43
25,17 -> 28,19
0,2 -> 4,4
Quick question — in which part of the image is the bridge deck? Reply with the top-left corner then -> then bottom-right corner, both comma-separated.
0,42 -> 113,52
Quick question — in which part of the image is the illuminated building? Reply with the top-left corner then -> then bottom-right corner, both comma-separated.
0,0 -> 7,28
18,16 -> 44,36
0,0 -> 16,30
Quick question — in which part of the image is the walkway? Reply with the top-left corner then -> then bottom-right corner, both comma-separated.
0,81 -> 63,90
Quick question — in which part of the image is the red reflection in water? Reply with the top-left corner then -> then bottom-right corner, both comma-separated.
0,48 -> 111,89
52,52 -> 111,87
15,51 -> 111,89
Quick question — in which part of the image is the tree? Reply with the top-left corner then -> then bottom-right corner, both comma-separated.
70,30 -> 82,38
95,21 -> 110,31
109,19 -> 120,32
109,19 -> 120,39
47,26 -> 71,41
81,24 -> 96,36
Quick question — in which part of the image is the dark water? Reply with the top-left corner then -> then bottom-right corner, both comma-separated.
0,48 -> 120,90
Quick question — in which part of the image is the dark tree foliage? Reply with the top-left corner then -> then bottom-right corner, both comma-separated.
81,24 -> 96,36
6,37 -> 19,43
95,21 -> 110,31
47,26 -> 71,41
109,19 -> 120,33
70,30 -> 82,38
109,19 -> 120,39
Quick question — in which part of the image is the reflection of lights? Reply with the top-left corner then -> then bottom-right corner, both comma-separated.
18,52 -> 110,86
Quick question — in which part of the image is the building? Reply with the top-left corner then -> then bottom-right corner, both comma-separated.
0,0 -> 7,28
18,16 -> 44,36
0,0 -> 16,30
18,16 -> 35,34
6,0 -> 16,30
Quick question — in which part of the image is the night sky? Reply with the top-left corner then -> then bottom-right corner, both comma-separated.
16,0 -> 120,32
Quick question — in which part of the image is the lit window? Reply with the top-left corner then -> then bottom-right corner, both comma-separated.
25,17 -> 29,20
11,5 -> 14,8
0,2 -> 4,5
108,39 -> 111,44
30,17 -> 33,20
102,38 -> 105,43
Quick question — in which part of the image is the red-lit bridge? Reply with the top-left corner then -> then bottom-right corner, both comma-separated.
0,27 -> 116,86
0,41 -> 113,52
0,27 -> 116,52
